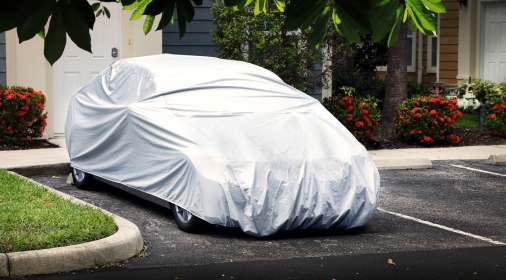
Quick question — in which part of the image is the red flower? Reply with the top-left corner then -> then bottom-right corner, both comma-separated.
8,129 -> 13,135
413,100 -> 420,106
423,135 -> 433,142
429,109 -> 437,115
355,121 -> 364,128
362,109 -> 369,115
411,107 -> 419,113
410,130 -> 415,135
404,107 -> 409,111
359,103 -> 365,108
490,114 -> 496,119
494,104 -> 500,110
35,103 -> 44,109
348,106 -> 354,111
414,113 -> 422,118
17,110 -> 25,117
346,114 -> 353,121
457,111 -> 463,117
22,104 -> 29,111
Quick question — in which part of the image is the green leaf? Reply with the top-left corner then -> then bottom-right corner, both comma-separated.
121,0 -> 137,5
177,0 -> 195,22
273,0 -> 285,12
333,13 -> 361,43
37,29 -> 45,39
143,15 -> 154,34
420,0 -> 446,13
144,0 -> 169,15
62,0 -> 92,53
369,0 -> 398,27
308,6 -> 330,48
156,0 -> 176,30
387,6 -> 403,47
333,0 -> 371,34
405,0 -> 437,31
91,3 -> 101,11
371,17 -> 392,43
76,0 -> 96,29
254,0 -> 267,16
104,6 -> 111,18
283,0 -> 325,30
176,1 -> 186,39
131,0 -> 153,20
17,0 -> 55,43
44,2 -> 66,65
123,0 -> 140,10
96,9 -> 103,17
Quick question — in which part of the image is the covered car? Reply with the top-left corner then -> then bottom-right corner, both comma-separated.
65,54 -> 380,237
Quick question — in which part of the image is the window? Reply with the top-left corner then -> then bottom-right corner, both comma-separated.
376,29 -> 416,72
406,29 -> 416,72
426,14 -> 438,73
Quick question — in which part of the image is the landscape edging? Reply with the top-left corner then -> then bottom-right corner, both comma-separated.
3,172 -> 144,277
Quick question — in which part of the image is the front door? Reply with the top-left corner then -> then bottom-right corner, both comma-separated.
482,2 -> 506,84
53,1 -> 121,134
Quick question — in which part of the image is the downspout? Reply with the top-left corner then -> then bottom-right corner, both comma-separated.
417,31 -> 423,83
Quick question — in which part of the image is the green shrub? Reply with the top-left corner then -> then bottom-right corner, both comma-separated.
0,85 -> 48,145
211,2 -> 325,93
393,96 -> 463,145
322,89 -> 381,145
484,97 -> 506,136
472,78 -> 496,104
407,81 -> 432,98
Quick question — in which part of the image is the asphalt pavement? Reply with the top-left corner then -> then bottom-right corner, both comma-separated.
25,159 -> 506,280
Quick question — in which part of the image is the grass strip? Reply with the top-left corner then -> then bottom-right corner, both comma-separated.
454,113 -> 479,129
0,169 -> 116,253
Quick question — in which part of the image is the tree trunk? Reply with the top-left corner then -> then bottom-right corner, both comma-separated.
380,21 -> 408,140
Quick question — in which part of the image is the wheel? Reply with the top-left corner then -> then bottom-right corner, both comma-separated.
71,167 -> 94,190
171,203 -> 200,232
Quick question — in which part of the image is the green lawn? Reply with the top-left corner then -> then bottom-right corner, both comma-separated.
454,113 -> 479,129
0,169 -> 116,253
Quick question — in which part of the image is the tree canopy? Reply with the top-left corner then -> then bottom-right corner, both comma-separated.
0,0 -> 446,65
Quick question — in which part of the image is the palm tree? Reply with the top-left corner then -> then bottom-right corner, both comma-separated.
381,22 -> 408,139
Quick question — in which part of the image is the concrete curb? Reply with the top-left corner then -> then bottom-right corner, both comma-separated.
486,154 -> 506,166
374,158 -> 432,170
1,172 -> 144,277
6,163 -> 71,177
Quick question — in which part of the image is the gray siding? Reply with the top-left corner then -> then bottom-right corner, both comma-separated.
0,33 -> 6,85
162,0 -> 216,57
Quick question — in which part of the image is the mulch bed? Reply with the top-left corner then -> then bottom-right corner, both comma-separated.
373,128 -> 506,150
0,129 -> 505,151
0,140 -> 60,151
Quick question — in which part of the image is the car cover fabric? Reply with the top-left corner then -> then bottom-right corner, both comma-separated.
65,54 -> 380,236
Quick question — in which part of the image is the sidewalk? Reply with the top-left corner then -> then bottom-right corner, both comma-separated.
1,138 -> 505,172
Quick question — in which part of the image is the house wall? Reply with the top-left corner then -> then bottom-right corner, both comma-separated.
439,0 -> 459,85
162,0 -> 216,57
0,33 -> 5,85
6,10 -> 162,138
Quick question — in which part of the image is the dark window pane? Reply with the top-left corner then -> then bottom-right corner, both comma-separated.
406,38 -> 413,66
431,37 -> 438,67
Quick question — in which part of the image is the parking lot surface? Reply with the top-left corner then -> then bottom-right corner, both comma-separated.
29,160 -> 506,279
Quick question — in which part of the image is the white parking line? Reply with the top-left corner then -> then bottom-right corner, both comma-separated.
377,207 -> 506,246
449,164 -> 506,177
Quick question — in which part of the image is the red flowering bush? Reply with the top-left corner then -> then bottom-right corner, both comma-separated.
322,94 -> 381,145
0,85 -> 48,145
484,97 -> 506,136
393,96 -> 463,145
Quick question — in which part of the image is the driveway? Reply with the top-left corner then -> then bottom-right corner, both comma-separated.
29,159 -> 506,279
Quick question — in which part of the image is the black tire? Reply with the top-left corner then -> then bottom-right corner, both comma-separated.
171,203 -> 200,232
71,167 -> 94,190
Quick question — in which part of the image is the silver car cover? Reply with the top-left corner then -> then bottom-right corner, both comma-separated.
65,54 -> 380,236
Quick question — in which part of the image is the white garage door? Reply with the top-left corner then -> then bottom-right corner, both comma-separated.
53,1 -> 121,134
482,2 -> 506,84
